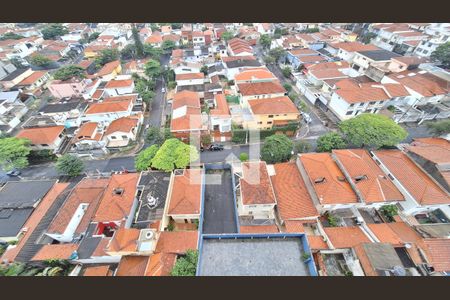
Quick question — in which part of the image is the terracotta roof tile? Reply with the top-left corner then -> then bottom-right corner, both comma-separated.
367,223 -> 403,245
155,231 -> 198,254
93,173 -> 139,223
92,237 -> 111,257
144,252 -> 177,276
248,96 -> 299,115
309,69 -> 347,80
407,138 -> 450,164
387,71 -> 448,97
17,71 -> 48,86
333,149 -> 404,203
104,79 -> 133,89
240,225 -> 279,233
47,178 -> 109,235
83,265 -> 112,276
210,94 -> 230,117
307,235 -> 329,250
324,226 -> 371,248
32,244 -> 78,261
234,68 -> 276,82
330,42 -> 380,52
107,228 -> 140,253
175,73 -> 205,81
237,81 -> 286,96
85,95 -> 135,114
76,122 -> 98,139
16,126 -> 64,145
305,61 -> 350,71
271,162 -> 318,220
284,220 -> 305,233
423,239 -> 450,272
104,116 -> 139,136
116,255 -> 150,276
300,153 -> 358,205
240,161 -> 277,205
97,60 -> 120,77
168,169 -> 202,216
374,150 -> 450,205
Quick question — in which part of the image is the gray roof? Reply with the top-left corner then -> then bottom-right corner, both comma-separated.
0,68 -> 30,82
357,49 -> 401,61
0,91 -> 20,103
225,59 -> 262,69
0,180 -> 56,209
177,84 -> 205,93
0,208 -> 34,237
39,99 -> 84,114
360,243 -> 404,273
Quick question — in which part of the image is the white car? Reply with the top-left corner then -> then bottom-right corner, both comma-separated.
161,87 -> 166,93
302,112 -> 312,124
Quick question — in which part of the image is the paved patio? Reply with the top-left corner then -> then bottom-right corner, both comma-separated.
199,237 -> 310,276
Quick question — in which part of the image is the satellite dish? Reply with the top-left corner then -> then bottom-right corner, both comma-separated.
145,230 -> 154,240
392,265 -> 406,276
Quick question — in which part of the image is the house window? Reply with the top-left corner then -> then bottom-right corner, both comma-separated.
257,121 -> 263,124
369,101 -> 376,105
349,103 -> 355,107
359,103 -> 364,107
346,111 -> 353,115
267,121 -> 273,124
268,115 -> 274,118
422,50 -> 428,55
111,136 -> 117,139
41,144 -> 49,146
121,135 -> 128,139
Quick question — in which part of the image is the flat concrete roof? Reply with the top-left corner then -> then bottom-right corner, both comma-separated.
199,237 -> 310,276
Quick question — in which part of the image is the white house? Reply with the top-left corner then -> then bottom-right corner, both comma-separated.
103,79 -> 135,97
175,72 -> 205,87
82,94 -> 137,125
103,114 -> 143,148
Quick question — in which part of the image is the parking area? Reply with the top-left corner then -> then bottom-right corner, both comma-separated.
199,237 -> 310,276
202,168 -> 238,234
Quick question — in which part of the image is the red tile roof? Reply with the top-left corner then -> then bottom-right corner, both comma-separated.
107,227 -> 140,253
374,150 -> 450,205
238,81 -> 286,96
333,149 -> 404,203
248,96 -> 299,115
271,162 -> 318,220
97,60 -> 120,77
309,69 -> 347,80
240,225 -> 279,233
175,72 -> 205,81
240,161 -> 276,205
305,61 -> 350,71
307,235 -> 329,250
172,90 -> 201,110
17,71 -> 48,86
324,226 -> 371,248
387,70 -> 449,97
423,239 -> 450,272
330,41 -> 380,52
16,126 -> 64,145
85,95 -> 135,114
155,231 -> 199,254
93,173 -> 139,223
210,94 -> 230,117
76,122 -> 98,139
104,116 -> 139,136
116,255 -> 150,276
367,223 -> 403,245
104,79 -> 133,89
284,220 -> 305,233
144,252 -> 177,276
234,68 -> 276,82
300,153 -> 358,205
47,178 -> 110,235
168,169 -> 202,215
83,265 -> 112,276
32,244 -> 78,261
406,138 -> 450,165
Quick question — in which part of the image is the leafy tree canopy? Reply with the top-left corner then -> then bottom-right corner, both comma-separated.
144,59 -> 162,79
0,32 -> 24,41
427,119 -> 450,136
53,65 -> 85,81
162,40 -> 176,52
0,137 -> 31,171
260,134 -> 293,164
431,42 -> 450,69
135,145 -> 160,171
55,154 -> 84,177
95,48 -> 119,66
221,31 -> 234,42
316,132 -> 347,152
269,47 -> 287,62
41,23 -> 69,40
151,138 -> 199,172
29,54 -> 53,67
339,114 -> 408,149
170,250 -> 198,276
259,34 -> 272,49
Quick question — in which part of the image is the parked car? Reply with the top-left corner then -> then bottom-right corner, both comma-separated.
301,112 -> 312,124
161,87 -> 166,93
208,144 -> 224,151
6,169 -> 21,177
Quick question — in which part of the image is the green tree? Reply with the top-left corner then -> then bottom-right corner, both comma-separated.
10,57 -> 26,69
269,47 -> 287,62
55,154 -> 84,177
171,23 -> 182,30
339,114 -> 408,149
135,145 -> 159,171
95,48 -> 119,66
145,126 -> 164,145
0,137 -> 31,171
264,55 -> 276,65
143,44 -> 163,59
259,34 -> 272,49
170,249 -> 198,276
200,65 -> 208,75
151,138 -> 199,172
316,132 -> 347,152
144,59 -> 162,79
293,140 -> 312,154
427,119 -> 450,136
53,65 -> 85,81
239,152 -> 249,162
201,135 -> 212,146
431,42 -> 450,69
0,32 -> 24,41
261,134 -> 293,164
120,44 -> 137,60
132,25 -> 144,58
29,54 -> 52,67
360,32 -> 377,44
162,40 -> 176,52
221,31 -> 234,42
283,83 -> 292,92
79,32 -> 99,44
282,66 -> 291,78
41,23 -> 69,40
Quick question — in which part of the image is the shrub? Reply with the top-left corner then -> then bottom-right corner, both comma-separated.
239,152 -> 249,162
293,140 -> 311,154
316,132 -> 347,152
261,134 -> 293,164
379,204 -> 398,222
55,154 -> 84,177
170,250 -> 199,276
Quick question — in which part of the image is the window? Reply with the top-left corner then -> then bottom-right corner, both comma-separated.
369,101 -> 376,105
267,121 -> 273,124
111,136 -> 117,139
257,121 -> 263,124
422,50 -> 428,55
41,144 -> 49,146
359,103 -> 364,107
121,135 -> 128,139
349,103 -> 355,108
346,111 -> 353,115
268,115 -> 274,118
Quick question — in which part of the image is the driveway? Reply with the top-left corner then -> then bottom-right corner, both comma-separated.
202,168 -> 238,234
